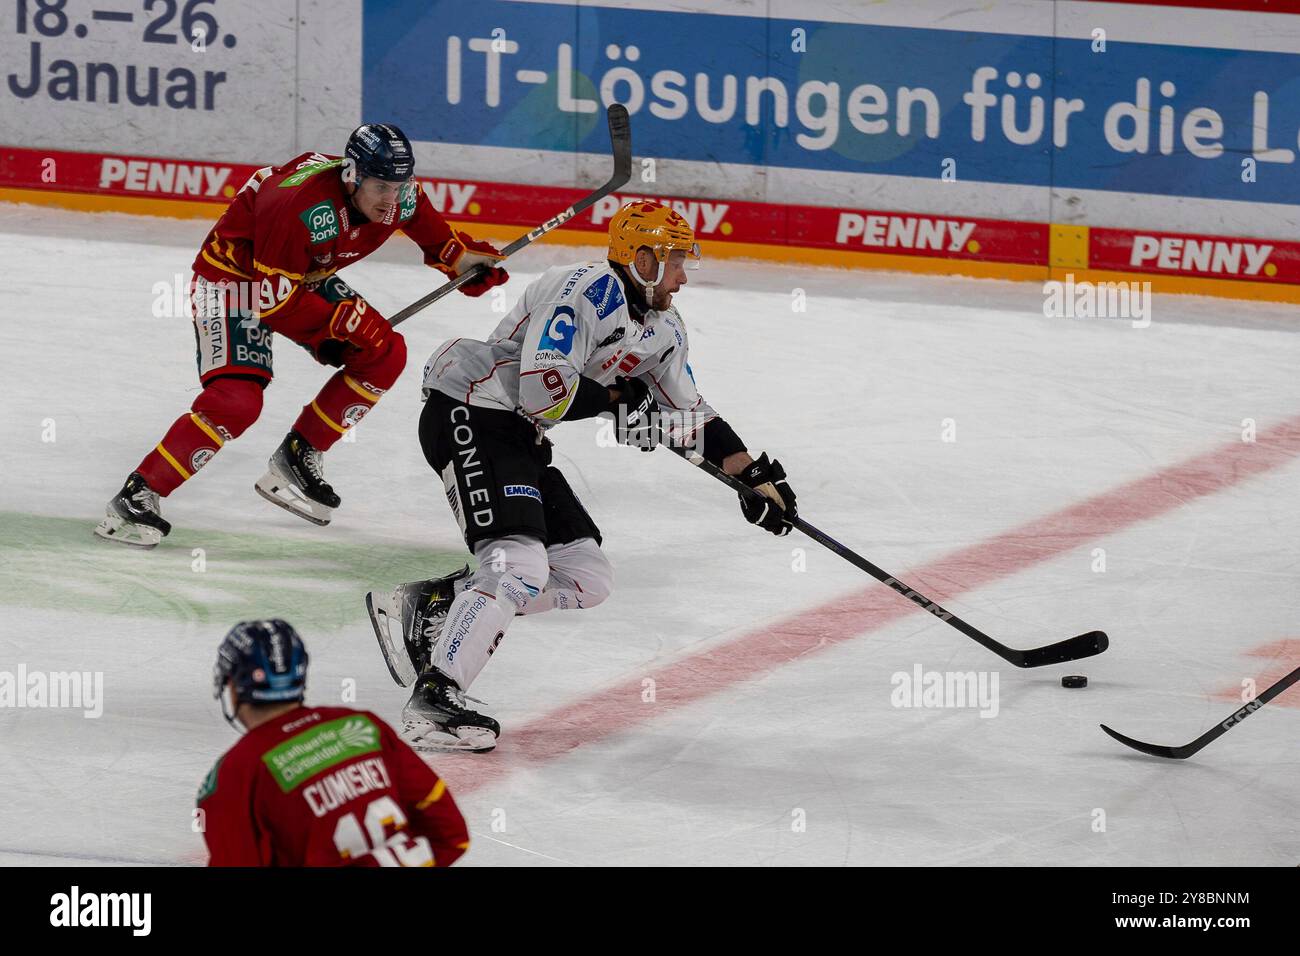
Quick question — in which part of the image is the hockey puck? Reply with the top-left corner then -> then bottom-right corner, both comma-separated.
1061,675 -> 1088,689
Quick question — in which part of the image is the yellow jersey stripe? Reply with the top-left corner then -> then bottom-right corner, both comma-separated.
189,414 -> 224,447
310,401 -> 348,434
199,248 -> 254,280
253,259 -> 305,281
343,375 -> 382,402
415,780 -> 447,809
156,443 -> 191,480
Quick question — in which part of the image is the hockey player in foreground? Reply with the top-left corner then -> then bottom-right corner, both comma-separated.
199,618 -> 470,866
366,200 -> 799,752
95,123 -> 508,548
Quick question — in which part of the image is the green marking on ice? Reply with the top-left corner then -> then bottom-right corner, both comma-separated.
0,511 -> 466,631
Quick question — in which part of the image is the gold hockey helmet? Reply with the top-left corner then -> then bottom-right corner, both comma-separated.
607,200 -> 701,266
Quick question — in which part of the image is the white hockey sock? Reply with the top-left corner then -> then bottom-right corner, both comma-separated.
430,535 -> 549,690
521,538 -> 614,614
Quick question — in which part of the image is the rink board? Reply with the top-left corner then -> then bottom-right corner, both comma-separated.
4,143 -> 1300,304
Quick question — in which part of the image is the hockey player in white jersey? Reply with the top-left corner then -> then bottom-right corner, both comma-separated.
365,200 -> 798,752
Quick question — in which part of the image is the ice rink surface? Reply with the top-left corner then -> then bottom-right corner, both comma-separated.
0,204 -> 1296,866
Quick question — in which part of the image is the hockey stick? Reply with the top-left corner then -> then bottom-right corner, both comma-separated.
667,444 -> 1109,668
390,103 -> 632,328
1100,663 -> 1300,759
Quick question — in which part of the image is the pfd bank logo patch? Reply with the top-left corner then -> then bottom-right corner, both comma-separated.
300,201 -> 340,244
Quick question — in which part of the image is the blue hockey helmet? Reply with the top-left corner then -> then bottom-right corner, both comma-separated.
342,123 -> 415,184
214,619 -> 308,727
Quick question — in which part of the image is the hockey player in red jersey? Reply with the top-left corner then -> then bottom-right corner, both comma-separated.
198,618 -> 470,867
96,123 -> 508,547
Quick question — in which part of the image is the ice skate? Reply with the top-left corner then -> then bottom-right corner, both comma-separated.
255,430 -> 340,526
401,668 -> 499,754
94,472 -> 172,549
365,565 -> 472,687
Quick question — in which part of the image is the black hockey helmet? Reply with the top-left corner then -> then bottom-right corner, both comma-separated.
343,123 -> 415,184
213,619 -> 308,727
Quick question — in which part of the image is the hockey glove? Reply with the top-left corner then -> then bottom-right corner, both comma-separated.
317,276 -> 390,351
737,453 -> 797,535
612,375 -> 661,451
436,233 -> 509,298
327,297 -> 391,351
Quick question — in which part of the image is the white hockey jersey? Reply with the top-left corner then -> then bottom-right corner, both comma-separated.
423,261 -> 719,442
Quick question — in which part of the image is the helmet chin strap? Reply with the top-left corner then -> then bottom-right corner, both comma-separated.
220,685 -> 248,734
631,256 -> 667,308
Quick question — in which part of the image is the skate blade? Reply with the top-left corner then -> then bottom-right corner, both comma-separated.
366,590 -> 418,688
402,719 -> 497,754
254,472 -> 332,526
93,514 -> 161,549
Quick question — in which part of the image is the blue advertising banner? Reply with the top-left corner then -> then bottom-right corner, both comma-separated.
362,0 -> 1300,206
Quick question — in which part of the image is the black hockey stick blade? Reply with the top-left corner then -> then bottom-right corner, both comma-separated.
667,443 -> 1110,668
1099,723 -> 1193,759
1100,662 -> 1300,760
391,103 -> 632,327
1011,630 -> 1109,668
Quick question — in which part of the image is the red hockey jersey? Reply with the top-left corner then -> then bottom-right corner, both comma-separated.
192,151 -> 461,323
197,706 -> 469,867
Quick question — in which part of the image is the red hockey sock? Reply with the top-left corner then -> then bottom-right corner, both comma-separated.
135,377 -> 265,496
137,412 -> 226,496
292,371 -> 384,451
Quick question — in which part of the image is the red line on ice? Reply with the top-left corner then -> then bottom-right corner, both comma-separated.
1213,637 -> 1300,708
440,415 -> 1300,795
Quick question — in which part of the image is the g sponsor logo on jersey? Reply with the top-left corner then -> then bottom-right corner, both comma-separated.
300,201 -> 339,244
504,484 -> 542,501
537,305 -> 577,354
583,273 -> 625,319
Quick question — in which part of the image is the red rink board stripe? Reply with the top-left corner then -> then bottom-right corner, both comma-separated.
440,415 -> 1300,795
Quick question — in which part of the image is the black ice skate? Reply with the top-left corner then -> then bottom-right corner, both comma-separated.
365,565 -> 472,687
254,430 -> 340,526
401,668 -> 500,754
94,472 -> 172,549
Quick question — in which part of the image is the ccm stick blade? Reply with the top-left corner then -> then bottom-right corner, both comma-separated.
1099,724 -> 1192,759
1101,662 -> 1300,759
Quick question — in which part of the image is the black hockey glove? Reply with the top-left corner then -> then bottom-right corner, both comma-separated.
612,375 -> 660,451
737,453 -> 797,535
